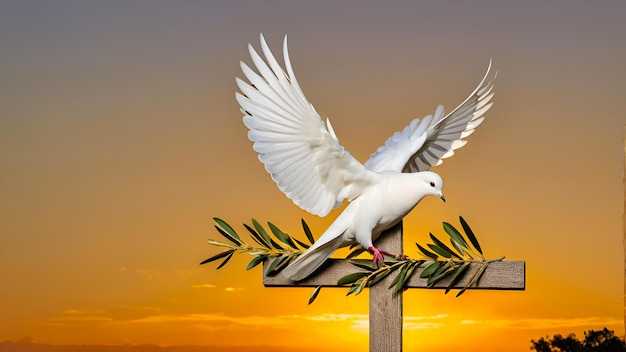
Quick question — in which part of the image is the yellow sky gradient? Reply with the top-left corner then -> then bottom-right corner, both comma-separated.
1,1 -> 625,351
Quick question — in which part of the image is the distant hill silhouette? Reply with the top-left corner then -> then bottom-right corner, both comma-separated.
0,340 -> 314,352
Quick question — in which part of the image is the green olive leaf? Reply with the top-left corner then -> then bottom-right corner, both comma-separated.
252,219 -> 279,249
388,263 -> 406,289
460,216 -> 482,255
213,225 -> 241,245
393,264 -> 411,291
244,224 -> 271,248
370,263 -> 403,286
443,222 -> 469,249
265,255 -> 289,276
246,254 -> 268,270
349,259 -> 376,271
445,262 -> 471,294
346,283 -> 360,296
337,272 -> 369,285
401,261 -> 421,291
427,262 -> 454,286
457,263 -> 487,297
268,222 -> 298,249
429,233 -> 462,259
301,219 -> 315,245
353,278 -> 367,295
369,268 -> 392,286
292,237 -> 311,249
473,262 -> 489,286
216,250 -> 235,269
427,244 -> 453,258
420,261 -> 442,278
308,286 -> 322,304
200,249 -> 235,265
206,239 -> 236,249
417,243 -> 438,259
213,218 -> 242,244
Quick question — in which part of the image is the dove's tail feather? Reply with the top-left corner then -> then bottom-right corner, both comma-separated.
281,237 -> 344,281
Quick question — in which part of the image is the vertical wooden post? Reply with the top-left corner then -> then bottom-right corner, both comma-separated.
623,125 -> 625,336
370,221 -> 403,352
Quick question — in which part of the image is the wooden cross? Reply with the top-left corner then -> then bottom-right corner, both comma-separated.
263,221 -> 526,352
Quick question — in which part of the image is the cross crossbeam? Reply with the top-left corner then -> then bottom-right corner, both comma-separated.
262,222 -> 526,352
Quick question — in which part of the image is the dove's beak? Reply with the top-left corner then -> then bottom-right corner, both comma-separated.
439,193 -> 446,203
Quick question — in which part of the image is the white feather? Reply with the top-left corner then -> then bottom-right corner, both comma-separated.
365,60 -> 496,172
237,34 -> 379,217
235,35 -> 496,280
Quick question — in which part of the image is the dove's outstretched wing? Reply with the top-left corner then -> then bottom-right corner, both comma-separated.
364,61 -> 495,173
236,34 -> 378,217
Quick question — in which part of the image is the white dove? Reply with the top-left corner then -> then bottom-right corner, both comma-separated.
235,34 -> 495,281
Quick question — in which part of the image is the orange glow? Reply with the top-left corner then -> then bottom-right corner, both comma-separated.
1,1 -> 624,351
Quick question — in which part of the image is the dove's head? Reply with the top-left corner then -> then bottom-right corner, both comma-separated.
421,171 -> 445,203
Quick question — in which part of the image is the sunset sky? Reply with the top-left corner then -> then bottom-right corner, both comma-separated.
1,1 -> 625,351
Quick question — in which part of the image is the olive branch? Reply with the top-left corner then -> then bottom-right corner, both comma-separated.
201,218 -> 311,273
201,216 -> 504,303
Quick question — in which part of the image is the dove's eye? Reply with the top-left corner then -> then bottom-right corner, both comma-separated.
430,182 -> 435,187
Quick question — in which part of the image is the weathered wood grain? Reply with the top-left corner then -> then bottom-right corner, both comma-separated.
369,222 -> 403,352
263,258 -> 526,289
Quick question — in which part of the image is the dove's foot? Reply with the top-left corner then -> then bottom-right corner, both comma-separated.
368,246 -> 403,268
368,246 -> 410,268
368,246 -> 386,268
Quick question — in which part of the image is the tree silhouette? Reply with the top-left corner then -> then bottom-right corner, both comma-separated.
530,328 -> 625,352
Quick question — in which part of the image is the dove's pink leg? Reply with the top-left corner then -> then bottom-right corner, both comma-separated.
368,246 -> 409,268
